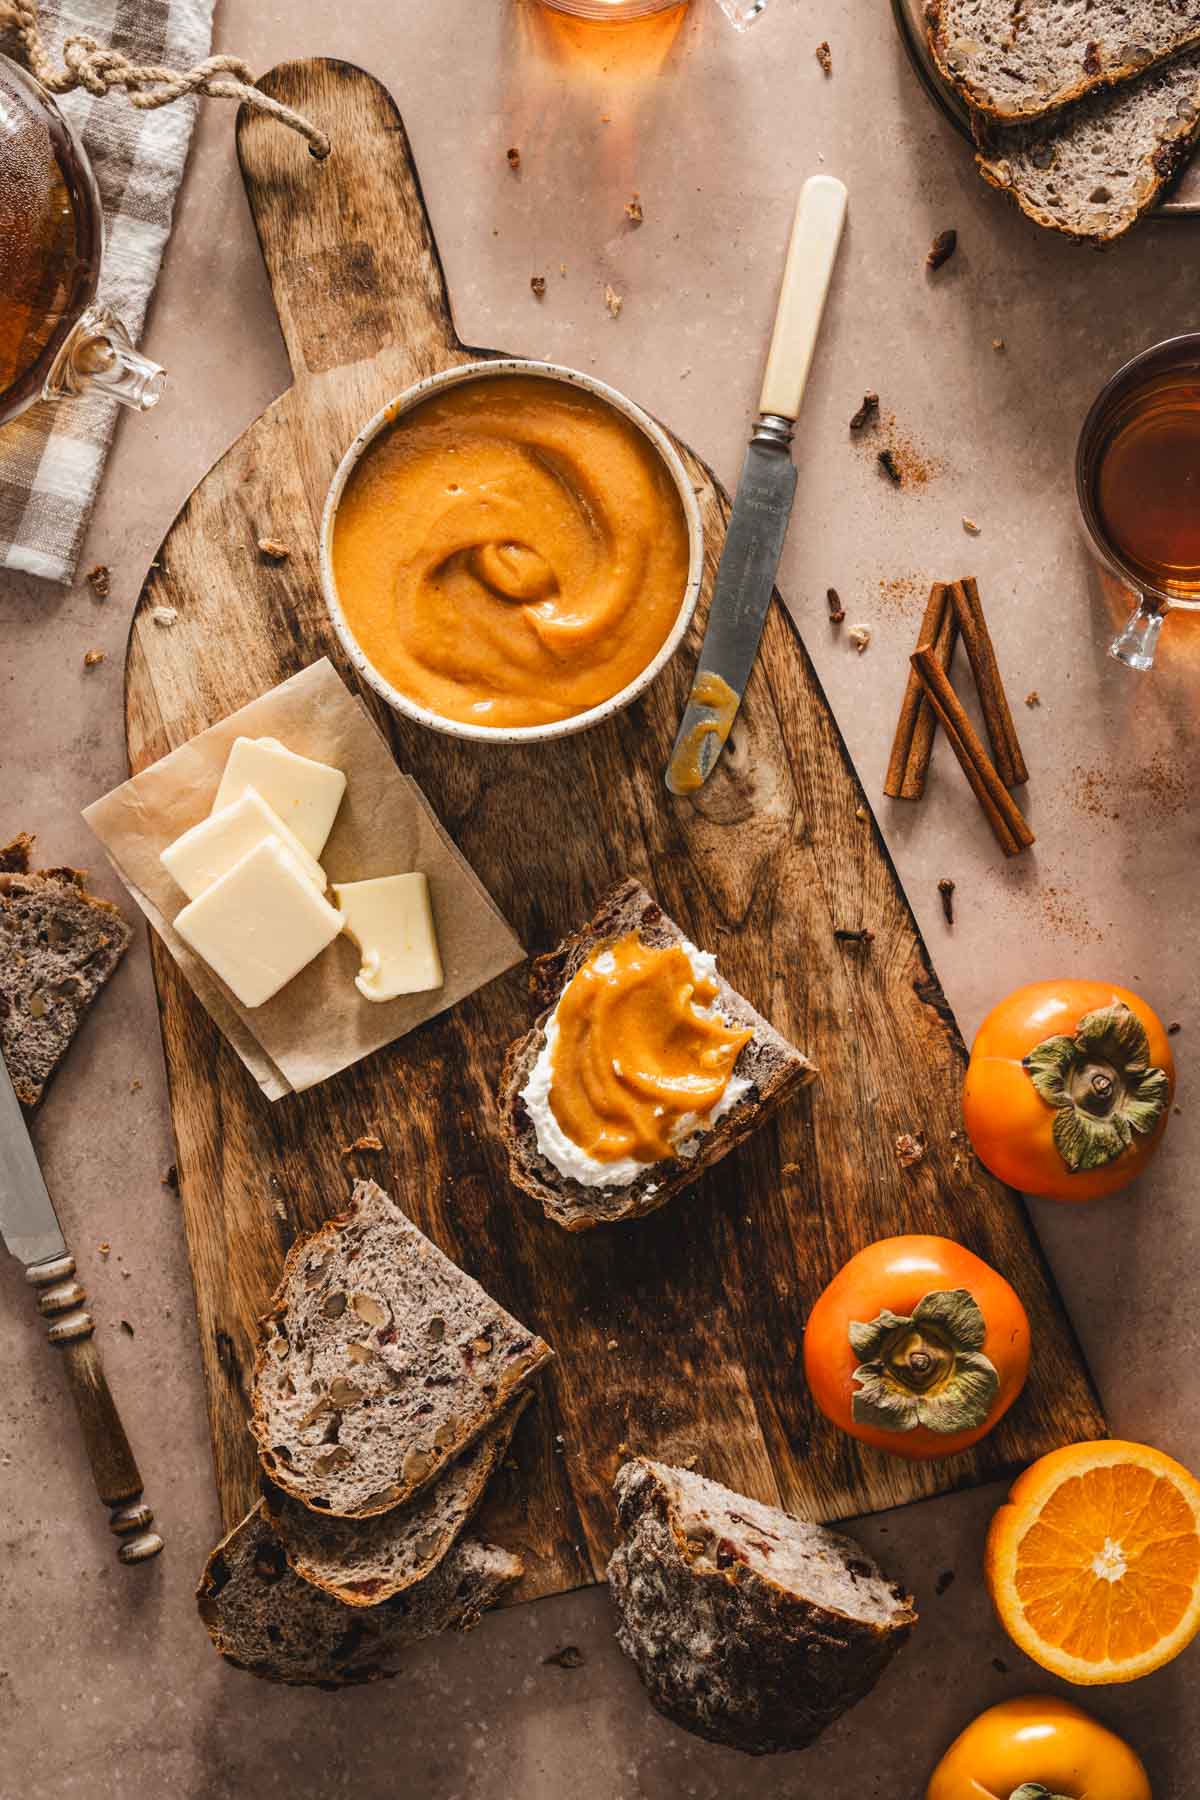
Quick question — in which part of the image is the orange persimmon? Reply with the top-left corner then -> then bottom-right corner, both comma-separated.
803,1235 -> 1030,1460
926,1694 -> 1151,1799
963,980 -> 1174,1202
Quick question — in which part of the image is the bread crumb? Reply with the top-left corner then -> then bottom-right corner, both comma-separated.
98,1241 -> 111,1257
624,193 -> 643,224
530,274 -> 547,300
130,1077 -> 142,1092
83,648 -> 106,667
1025,690 -> 1040,707
506,146 -> 521,170
341,1134 -> 385,1155
543,1645 -> 585,1669
604,284 -> 623,319
992,337 -> 1006,352
606,1339 -> 619,1351
847,623 -> 871,654
895,1131 -> 927,1168
86,564 -> 110,598
815,39 -> 832,74
855,805 -> 866,821
257,538 -> 290,561
150,605 -> 177,627
962,517 -> 981,534
926,228 -> 958,271
781,1161 -> 801,1176
1168,1021 -> 1182,1035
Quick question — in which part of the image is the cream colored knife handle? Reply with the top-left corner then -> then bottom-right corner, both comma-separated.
758,175 -> 848,421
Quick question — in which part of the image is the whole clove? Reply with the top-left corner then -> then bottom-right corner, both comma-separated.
849,392 -> 879,432
833,926 -> 874,943
506,146 -> 521,170
826,587 -> 845,623
877,447 -> 902,485
530,275 -> 547,300
937,877 -> 956,925
927,229 -> 958,271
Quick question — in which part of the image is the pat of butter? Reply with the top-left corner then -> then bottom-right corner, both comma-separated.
160,787 -> 326,901
213,737 -> 346,859
334,873 -> 443,1002
174,837 -> 343,1009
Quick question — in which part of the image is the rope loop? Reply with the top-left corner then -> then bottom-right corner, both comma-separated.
0,0 -> 330,157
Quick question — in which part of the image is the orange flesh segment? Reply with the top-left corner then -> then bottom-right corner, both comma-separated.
1013,1464 -> 1200,1663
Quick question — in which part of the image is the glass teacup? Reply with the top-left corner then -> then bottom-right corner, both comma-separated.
0,51 -> 164,430
1076,332 -> 1200,672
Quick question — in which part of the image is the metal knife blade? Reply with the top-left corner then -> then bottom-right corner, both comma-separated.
665,434 -> 797,794
0,1056 -> 67,1270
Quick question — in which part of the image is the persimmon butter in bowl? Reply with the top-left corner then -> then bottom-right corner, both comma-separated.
320,360 -> 704,745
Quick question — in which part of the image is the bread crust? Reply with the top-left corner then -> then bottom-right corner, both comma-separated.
606,1459 -> 917,1754
925,0 -> 1200,124
497,878 -> 816,1230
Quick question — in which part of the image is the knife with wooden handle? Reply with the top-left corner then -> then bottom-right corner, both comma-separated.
0,1058 -> 163,1563
666,174 -> 847,794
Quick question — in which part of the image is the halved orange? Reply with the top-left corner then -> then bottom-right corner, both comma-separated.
985,1439 -> 1200,1684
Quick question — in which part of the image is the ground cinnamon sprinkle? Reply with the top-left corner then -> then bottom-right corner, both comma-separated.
1071,750 -> 1187,824
875,575 -> 928,617
852,408 -> 940,487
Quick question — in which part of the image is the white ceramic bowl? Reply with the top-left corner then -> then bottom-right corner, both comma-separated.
319,359 -> 704,745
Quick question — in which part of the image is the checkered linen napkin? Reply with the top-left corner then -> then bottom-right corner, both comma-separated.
0,0 -> 214,584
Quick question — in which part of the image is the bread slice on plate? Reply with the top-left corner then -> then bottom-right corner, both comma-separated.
0,834 -> 133,1107
607,1458 -> 917,1755
197,1502 -> 521,1687
249,1179 -> 552,1519
264,1390 -> 531,1606
926,0 -> 1200,123
974,49 -> 1200,242
498,877 -> 815,1231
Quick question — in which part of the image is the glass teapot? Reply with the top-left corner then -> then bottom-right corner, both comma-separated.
0,51 -> 163,429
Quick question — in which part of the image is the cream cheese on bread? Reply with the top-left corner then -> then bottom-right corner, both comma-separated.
519,942 -> 752,1187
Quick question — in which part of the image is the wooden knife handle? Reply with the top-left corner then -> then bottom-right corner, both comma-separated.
27,1256 -> 164,1564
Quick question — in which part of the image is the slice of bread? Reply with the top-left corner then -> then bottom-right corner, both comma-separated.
607,1458 -> 917,1755
197,1502 -> 521,1687
974,49 -> 1200,242
249,1180 -> 552,1519
264,1390 -> 531,1606
926,0 -> 1200,123
498,878 -> 815,1231
0,835 -> 133,1107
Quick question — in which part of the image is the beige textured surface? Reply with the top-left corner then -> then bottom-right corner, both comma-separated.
1,2 -> 1198,1795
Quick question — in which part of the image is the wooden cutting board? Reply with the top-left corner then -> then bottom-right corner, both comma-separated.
124,58 -> 1104,1603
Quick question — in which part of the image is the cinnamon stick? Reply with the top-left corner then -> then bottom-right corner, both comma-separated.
884,583 -> 959,800
910,647 -> 1035,857
947,577 -> 1028,788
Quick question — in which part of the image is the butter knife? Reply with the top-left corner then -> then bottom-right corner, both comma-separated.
666,175 -> 847,794
0,1057 -> 162,1562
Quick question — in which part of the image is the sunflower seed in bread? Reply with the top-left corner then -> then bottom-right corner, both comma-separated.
497,878 -> 815,1231
196,1503 -> 521,1687
249,1180 -> 552,1518
607,1458 -> 917,1755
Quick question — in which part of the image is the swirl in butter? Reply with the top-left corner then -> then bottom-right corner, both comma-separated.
523,934 -> 753,1184
330,376 -> 691,729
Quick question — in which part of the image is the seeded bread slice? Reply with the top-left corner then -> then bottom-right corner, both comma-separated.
0,835 -> 133,1107
607,1458 -> 917,1755
250,1180 -> 552,1519
497,878 -> 816,1231
264,1389 -> 531,1606
974,48 -> 1200,242
197,1503 -> 521,1687
926,0 -> 1200,124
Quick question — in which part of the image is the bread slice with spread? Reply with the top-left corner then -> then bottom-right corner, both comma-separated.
498,878 -> 815,1230
607,1458 -> 917,1755
197,1502 -> 521,1687
249,1180 -> 552,1518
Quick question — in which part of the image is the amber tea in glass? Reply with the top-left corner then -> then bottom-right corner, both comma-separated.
0,52 -> 163,428
1078,333 -> 1200,671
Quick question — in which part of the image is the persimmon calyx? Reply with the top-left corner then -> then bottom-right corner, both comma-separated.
1022,1001 -> 1169,1173
848,1288 -> 999,1435
1009,1787 -> 1070,1800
